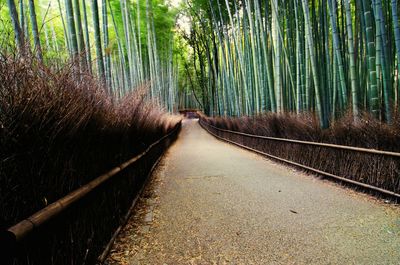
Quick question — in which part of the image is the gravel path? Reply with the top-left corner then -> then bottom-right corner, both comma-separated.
107,119 -> 400,265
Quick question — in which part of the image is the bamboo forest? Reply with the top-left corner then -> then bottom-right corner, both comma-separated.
1,1 -> 400,264
185,0 -> 400,128
2,0 -> 400,125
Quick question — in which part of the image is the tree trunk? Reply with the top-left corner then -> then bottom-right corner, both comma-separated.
91,0 -> 105,82
7,0 -> 24,52
28,0 -> 43,62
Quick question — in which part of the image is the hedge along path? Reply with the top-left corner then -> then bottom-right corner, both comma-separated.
6,122 -> 181,243
107,119 -> 400,264
199,119 -> 400,199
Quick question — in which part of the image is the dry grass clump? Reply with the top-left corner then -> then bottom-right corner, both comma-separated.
200,112 -> 400,196
0,54 -> 180,264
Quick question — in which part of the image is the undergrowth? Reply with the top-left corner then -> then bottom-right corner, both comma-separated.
200,112 -> 400,196
0,54 -> 180,264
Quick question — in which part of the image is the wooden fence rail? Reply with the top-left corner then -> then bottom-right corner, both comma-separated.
199,119 -> 400,200
2,121 -> 181,247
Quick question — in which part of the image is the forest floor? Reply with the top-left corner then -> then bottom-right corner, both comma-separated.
106,119 -> 400,265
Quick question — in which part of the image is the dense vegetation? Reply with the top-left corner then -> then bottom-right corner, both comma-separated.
6,0 -> 399,128
0,54 -> 180,264
183,0 -> 400,128
200,112 -> 400,196
1,0 -> 183,110
0,0 -> 182,263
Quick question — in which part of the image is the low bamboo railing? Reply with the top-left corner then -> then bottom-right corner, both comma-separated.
5,121 -> 181,244
199,119 -> 400,199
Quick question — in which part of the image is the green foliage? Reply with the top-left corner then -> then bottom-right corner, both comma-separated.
182,0 -> 400,126
1,0 -> 181,111
1,0 -> 178,61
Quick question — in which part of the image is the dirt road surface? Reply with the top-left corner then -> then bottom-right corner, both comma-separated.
107,119 -> 400,265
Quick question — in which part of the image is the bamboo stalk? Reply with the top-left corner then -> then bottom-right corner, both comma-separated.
8,122 -> 181,242
7,0 -> 24,52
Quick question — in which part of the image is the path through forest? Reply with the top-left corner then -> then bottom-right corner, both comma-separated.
107,119 -> 400,264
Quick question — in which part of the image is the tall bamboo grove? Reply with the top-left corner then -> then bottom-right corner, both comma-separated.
186,0 -> 400,127
5,0 -> 179,112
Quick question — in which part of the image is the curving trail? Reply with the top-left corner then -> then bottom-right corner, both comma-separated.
107,119 -> 400,265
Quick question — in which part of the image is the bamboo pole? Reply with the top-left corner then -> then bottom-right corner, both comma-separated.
7,122 -> 181,242
7,0 -> 24,52
200,119 -> 400,200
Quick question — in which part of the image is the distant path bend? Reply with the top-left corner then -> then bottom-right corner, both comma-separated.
107,119 -> 400,265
